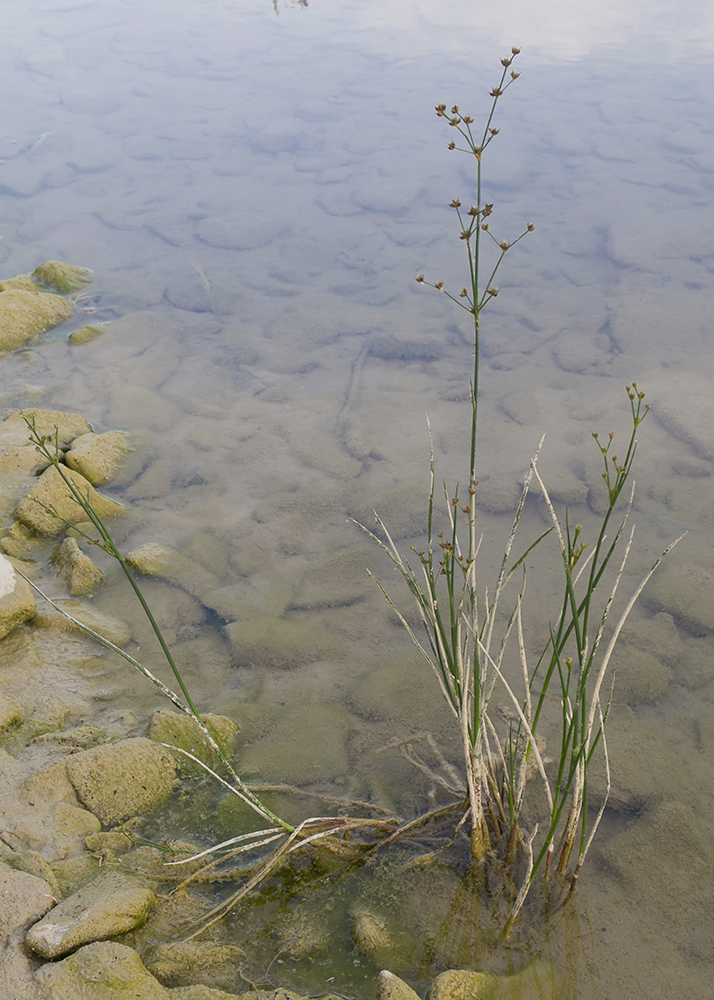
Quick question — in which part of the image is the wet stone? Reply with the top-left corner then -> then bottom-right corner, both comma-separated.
31,599 -> 131,647
50,538 -> 104,597
147,709 -> 239,775
0,408 -> 92,450
376,972 -> 421,1000
65,737 -> 178,826
0,288 -> 74,350
31,260 -> 93,295
0,553 -> 36,640
427,970 -> 498,1000
26,869 -> 156,958
224,616 -> 342,669
34,940 -> 171,1000
64,430 -> 132,486
14,464 -> 123,537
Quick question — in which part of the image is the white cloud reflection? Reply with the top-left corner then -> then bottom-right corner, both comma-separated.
341,0 -> 714,63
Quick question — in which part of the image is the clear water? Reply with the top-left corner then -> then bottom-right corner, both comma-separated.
2,1 -> 714,997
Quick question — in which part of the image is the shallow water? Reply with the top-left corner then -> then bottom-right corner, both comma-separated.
2,1 -> 714,997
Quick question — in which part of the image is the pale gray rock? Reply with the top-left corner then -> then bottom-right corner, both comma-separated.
0,863 -> 55,1000
65,738 -> 178,826
26,870 -> 156,958
0,553 -> 36,639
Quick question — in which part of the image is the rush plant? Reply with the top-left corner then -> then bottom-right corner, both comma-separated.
358,50 -> 680,930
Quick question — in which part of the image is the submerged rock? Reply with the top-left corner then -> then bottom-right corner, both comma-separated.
15,464 -> 123,536
0,288 -> 74,350
0,552 -> 36,640
65,737 -> 178,826
31,598 -> 130,646
377,971 -> 421,1000
0,863 -> 55,1000
64,430 -> 132,486
427,969 -> 498,1000
125,542 -> 220,599
68,323 -> 105,345
50,537 -> 104,596
31,260 -> 93,294
224,616 -> 342,669
643,560 -> 714,635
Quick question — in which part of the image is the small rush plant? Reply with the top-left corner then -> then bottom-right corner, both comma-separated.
357,49 -> 680,931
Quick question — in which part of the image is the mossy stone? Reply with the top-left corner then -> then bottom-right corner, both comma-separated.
68,324 -> 105,345
147,710 -> 239,774
34,941 -> 170,999
50,537 -> 104,596
31,260 -> 93,294
64,431 -> 132,486
0,554 -> 36,640
0,408 -> 92,450
0,274 -> 44,293
427,970 -> 498,1000
15,464 -> 123,537
31,598 -> 130,647
0,289 -> 74,350
65,738 -> 178,826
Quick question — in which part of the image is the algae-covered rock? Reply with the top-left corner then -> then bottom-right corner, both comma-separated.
65,737 -> 178,826
15,464 -> 123,536
0,520 -> 38,558
31,260 -> 93,294
34,940 -> 171,1000
225,616 -> 342,669
610,646 -> 673,705
125,542 -> 220,599
31,598 -> 130,646
0,690 -> 22,732
0,863 -> 55,1000
0,408 -> 92,450
50,537 -> 104,596
0,288 -> 74,350
68,323 -> 105,345
377,971 -> 421,1000
352,911 -> 394,961
202,572 -> 293,621
0,273 -> 44,293
427,969 -> 498,1000
147,709 -> 239,774
144,941 -> 246,989
0,552 -> 36,639
5,849 -> 62,899
65,430 -> 132,486
26,869 -> 156,958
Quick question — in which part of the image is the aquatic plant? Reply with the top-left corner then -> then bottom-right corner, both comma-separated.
357,50 -> 680,930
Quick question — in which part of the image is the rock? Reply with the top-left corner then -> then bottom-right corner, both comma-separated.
0,408 -> 92,450
610,647 -> 673,705
352,911 -> 394,960
0,690 -> 22,732
202,572 -> 293,621
144,941 -> 246,989
65,737 -> 178,826
84,831 -> 135,855
147,710 -> 239,774
50,538 -> 104,596
0,289 -> 74,350
642,560 -> 714,635
0,863 -> 55,1000
0,553 -> 36,639
32,723 -> 106,750
15,465 -> 123,537
5,849 -> 62,900
125,542 -> 220,599
0,273 -> 44,293
26,870 -> 155,958
34,940 -> 171,999
68,324 -> 105,345
31,260 -> 93,294
239,703 -> 349,784
168,986 -> 244,1000
376,971 -> 421,1000
0,520 -> 38,558
31,599 -> 130,647
677,635 -> 714,689
427,969 -> 498,1000
224,616 -> 342,669
587,705 -> 696,812
64,431 -> 132,485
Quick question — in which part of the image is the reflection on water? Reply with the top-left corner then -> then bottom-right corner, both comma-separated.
2,1 -> 714,997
